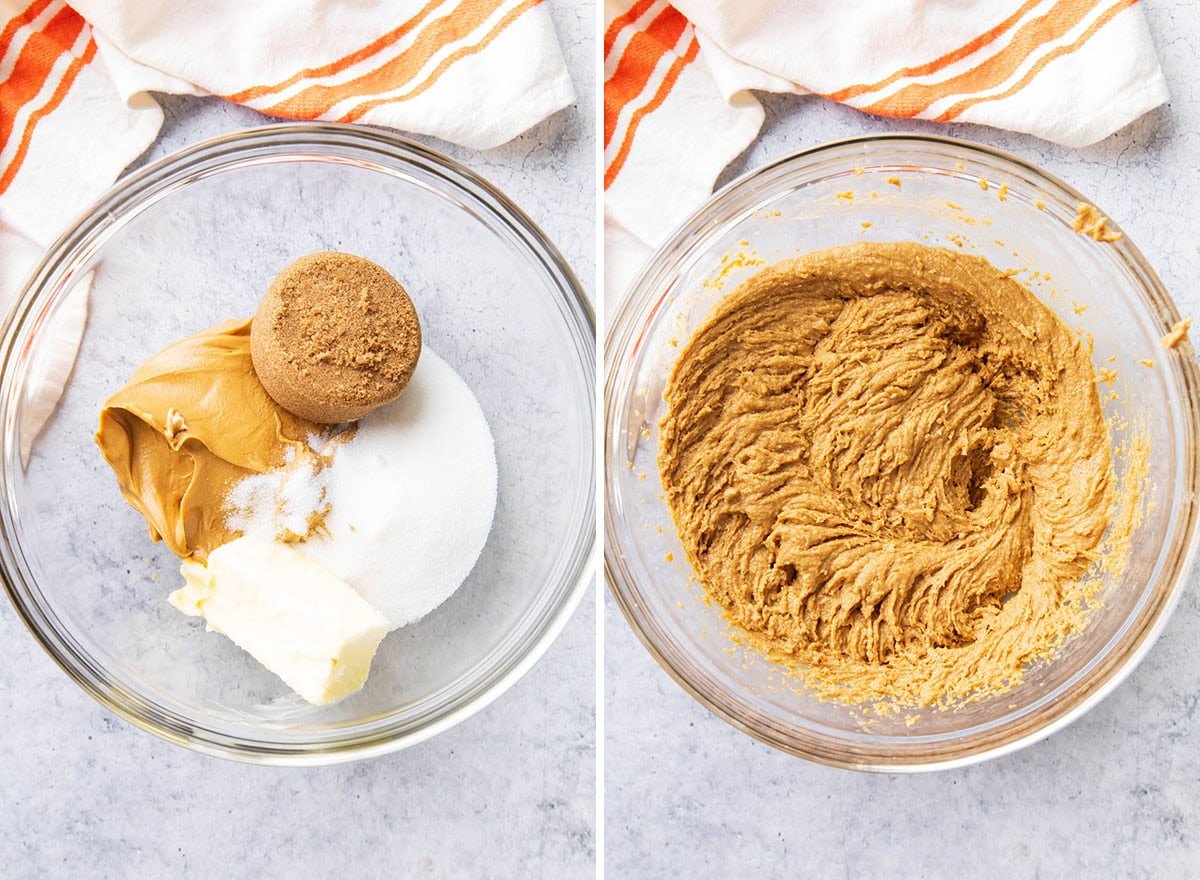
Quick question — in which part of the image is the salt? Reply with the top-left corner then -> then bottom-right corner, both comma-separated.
225,444 -> 333,542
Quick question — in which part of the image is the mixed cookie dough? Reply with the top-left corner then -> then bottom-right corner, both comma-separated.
659,241 -> 1118,707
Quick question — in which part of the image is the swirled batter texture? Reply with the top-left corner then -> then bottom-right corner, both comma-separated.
659,242 -> 1115,706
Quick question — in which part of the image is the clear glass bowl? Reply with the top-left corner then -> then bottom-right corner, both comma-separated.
0,124 -> 595,764
605,134 -> 1200,771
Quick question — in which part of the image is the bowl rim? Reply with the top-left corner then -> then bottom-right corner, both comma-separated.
604,131 -> 1200,772
0,122 -> 596,765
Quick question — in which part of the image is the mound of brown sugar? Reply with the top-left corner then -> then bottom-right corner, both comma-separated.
251,252 -> 421,424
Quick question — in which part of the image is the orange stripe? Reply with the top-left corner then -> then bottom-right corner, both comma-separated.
0,0 -> 56,61
603,0 -> 657,58
604,34 -> 699,190
936,0 -> 1137,122
263,0 -> 507,121
603,7 -> 688,148
0,37 -> 96,197
225,0 -> 445,104
339,0 -> 538,123
0,6 -> 86,149
855,0 -> 1093,119
826,0 -> 1043,103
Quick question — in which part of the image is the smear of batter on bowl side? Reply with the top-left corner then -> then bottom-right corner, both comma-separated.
1161,318 -> 1192,349
659,241 -> 1141,709
1073,203 -> 1122,243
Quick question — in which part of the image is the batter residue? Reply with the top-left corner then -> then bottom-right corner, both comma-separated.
659,242 -> 1117,707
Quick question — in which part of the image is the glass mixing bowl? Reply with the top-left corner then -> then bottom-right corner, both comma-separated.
0,124 -> 594,764
605,134 -> 1200,771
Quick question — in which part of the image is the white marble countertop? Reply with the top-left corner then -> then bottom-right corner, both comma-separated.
605,2 -> 1200,876
0,3 -> 594,878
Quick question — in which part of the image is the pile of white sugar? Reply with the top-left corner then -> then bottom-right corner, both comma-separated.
227,349 -> 498,629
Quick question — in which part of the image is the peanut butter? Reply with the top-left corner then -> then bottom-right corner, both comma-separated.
95,318 -> 320,559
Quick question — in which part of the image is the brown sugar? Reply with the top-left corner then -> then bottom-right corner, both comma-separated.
251,252 -> 421,424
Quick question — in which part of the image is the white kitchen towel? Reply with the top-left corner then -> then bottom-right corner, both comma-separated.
604,0 -> 1169,304
0,0 -> 574,453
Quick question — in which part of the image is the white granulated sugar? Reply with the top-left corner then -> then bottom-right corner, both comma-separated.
223,349 -> 497,629
301,349 -> 497,629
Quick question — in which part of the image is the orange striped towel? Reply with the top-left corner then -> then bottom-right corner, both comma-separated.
1,0 -> 573,451
2,0 -> 572,264
604,0 -> 1168,303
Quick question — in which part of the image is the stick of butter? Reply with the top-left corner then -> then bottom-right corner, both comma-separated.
170,536 -> 390,706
